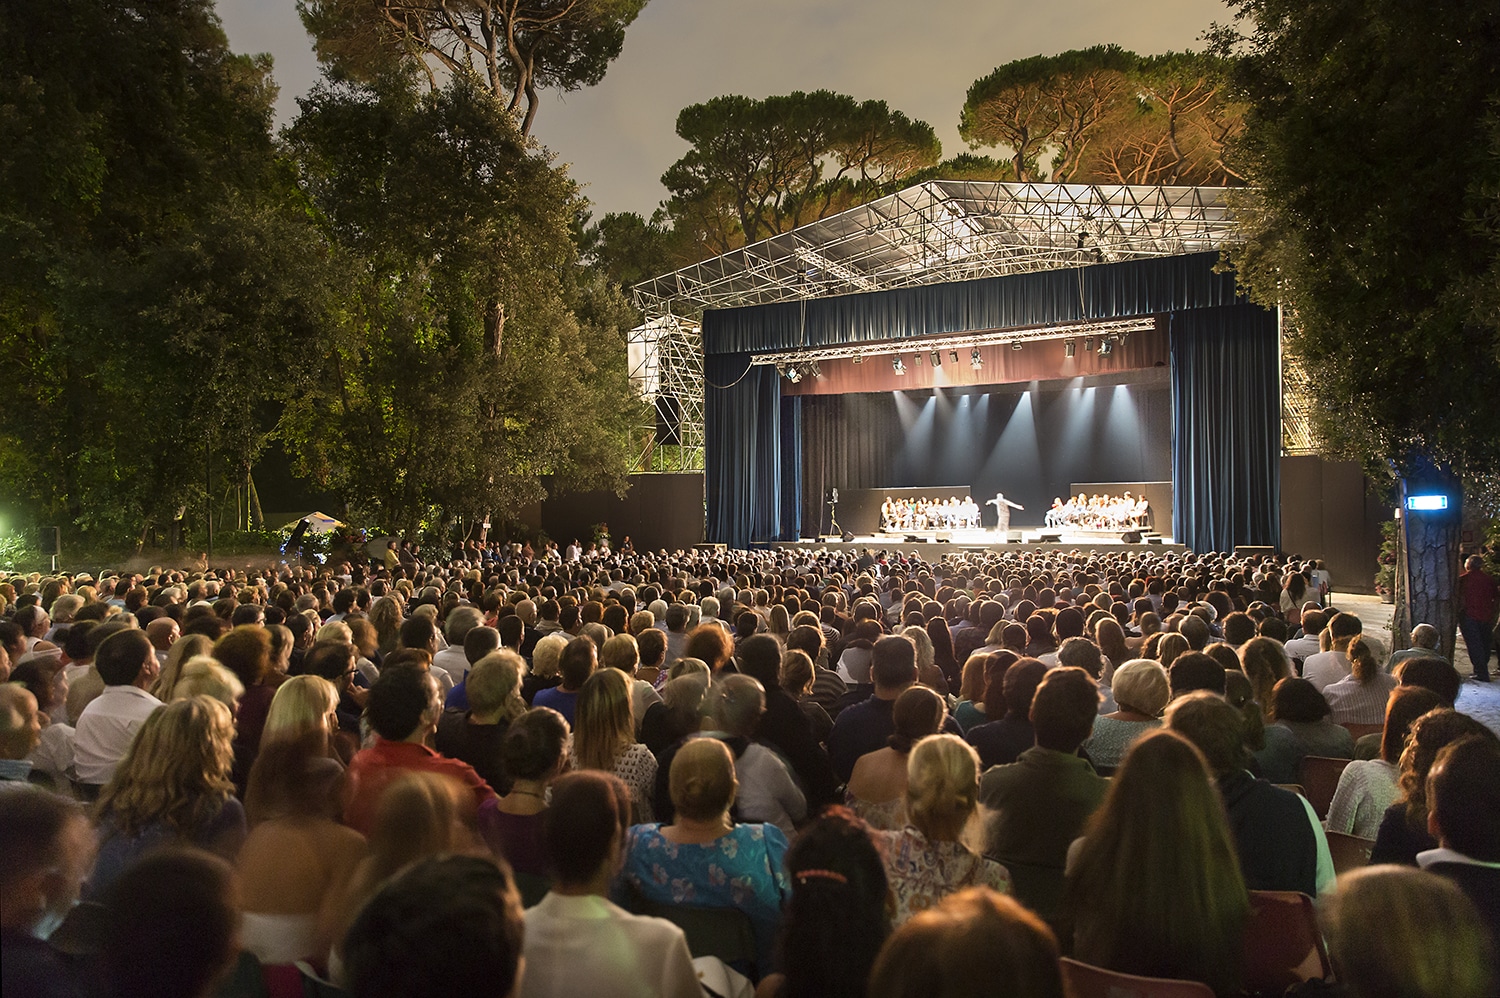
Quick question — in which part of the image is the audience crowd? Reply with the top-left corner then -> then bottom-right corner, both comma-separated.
0,541 -> 1496,998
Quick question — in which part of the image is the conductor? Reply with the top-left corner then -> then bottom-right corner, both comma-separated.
986,492 -> 1024,534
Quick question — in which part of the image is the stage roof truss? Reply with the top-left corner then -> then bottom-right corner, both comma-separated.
751,316 -> 1160,367
634,181 -> 1237,317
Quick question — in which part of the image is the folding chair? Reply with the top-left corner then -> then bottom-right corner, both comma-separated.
1242,890 -> 1332,996
1299,756 -> 1351,820
1325,831 -> 1374,874
628,894 -> 759,977
1059,957 -> 1215,998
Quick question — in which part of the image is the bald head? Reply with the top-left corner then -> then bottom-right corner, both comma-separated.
0,685 -> 41,760
145,617 -> 180,652
1410,623 -> 1439,650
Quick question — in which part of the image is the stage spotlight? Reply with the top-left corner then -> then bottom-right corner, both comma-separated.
1083,336 -> 1094,351
785,364 -> 802,383
1065,339 -> 1076,358
892,356 -> 906,375
808,361 -> 822,380
1099,337 -> 1114,356
1010,340 -> 1022,351
970,348 -> 983,370
950,351 -> 959,364
931,350 -> 942,367
915,353 -> 924,365
852,354 -> 865,364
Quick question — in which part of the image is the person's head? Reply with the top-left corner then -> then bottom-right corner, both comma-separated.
1030,667 -> 1099,753
1221,612 -> 1256,646
736,634 -> 782,688
100,848 -> 240,998
212,624 -> 271,689
1177,614 -> 1210,651
1000,657 -> 1047,722
343,855 -> 524,998
543,770 -> 632,887
779,649 -> 815,697
1398,709 -> 1499,833
98,696 -> 236,838
530,632 -> 569,679
1346,637 -> 1381,684
867,887 -> 1064,998
1378,685 -> 1445,764
171,656 -> 245,710
1170,651 -> 1227,698
1319,866 -> 1496,998
684,624 -> 736,673
1409,623 -> 1440,650
145,615 -> 180,652
598,633 -> 639,675
1269,676 -> 1330,723
778,807 -> 891,997
1109,659 -> 1171,717
574,667 -> 635,771
1156,631 -> 1189,668
262,674 -> 339,744
0,683 -> 42,760
1239,635 -> 1290,709
711,673 -> 766,738
889,685 -> 948,753
1427,735 -> 1500,862
1164,690 -> 1247,777
466,650 -> 526,722
303,639 -> 358,692
465,625 -> 502,663
1056,635 -> 1102,678
1064,729 -> 1248,994
0,784 -> 94,936
244,730 -> 345,824
501,707 -> 571,783
905,733 -> 981,842
669,736 -> 737,822
367,665 -> 441,742
1396,655 -> 1462,707
871,635 -> 918,696
95,628 -> 156,687
558,635 -> 597,690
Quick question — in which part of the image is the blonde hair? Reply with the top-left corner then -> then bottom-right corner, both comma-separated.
906,734 -> 980,843
97,696 -> 236,838
574,667 -> 635,772
1110,659 -> 1171,717
263,675 -> 339,743
531,633 -> 570,679
599,634 -> 640,674
151,634 -> 214,700
172,656 -> 245,709
465,650 -> 526,721
317,620 -> 353,644
369,595 -> 404,653
902,626 -> 935,672
669,737 -> 737,822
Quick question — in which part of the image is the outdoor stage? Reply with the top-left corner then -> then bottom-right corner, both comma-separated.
782,528 -> 1186,558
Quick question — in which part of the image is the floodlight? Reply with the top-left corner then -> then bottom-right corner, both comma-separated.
970,348 -> 983,370
892,357 -> 906,375
931,351 -> 942,367
1405,495 -> 1449,512
1065,339 -> 1076,358
1099,338 -> 1114,356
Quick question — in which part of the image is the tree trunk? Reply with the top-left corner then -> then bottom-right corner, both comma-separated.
1399,470 -> 1463,663
247,472 -> 264,531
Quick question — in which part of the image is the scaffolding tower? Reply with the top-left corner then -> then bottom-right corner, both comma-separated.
627,314 -> 704,472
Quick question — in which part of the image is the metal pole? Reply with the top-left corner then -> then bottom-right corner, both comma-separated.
206,436 -> 214,562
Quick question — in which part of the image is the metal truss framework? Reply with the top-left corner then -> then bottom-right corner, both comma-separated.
1279,310 -> 1319,455
627,315 -> 705,472
634,181 -> 1237,316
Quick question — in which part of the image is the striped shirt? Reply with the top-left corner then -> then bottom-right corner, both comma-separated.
1323,672 -> 1399,726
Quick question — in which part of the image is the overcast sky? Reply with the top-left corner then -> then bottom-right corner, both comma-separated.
216,0 -> 1228,219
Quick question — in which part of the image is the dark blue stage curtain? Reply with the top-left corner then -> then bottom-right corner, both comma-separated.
705,354 -> 782,548
1170,304 -> 1281,553
779,395 -> 802,539
702,253 -> 1239,355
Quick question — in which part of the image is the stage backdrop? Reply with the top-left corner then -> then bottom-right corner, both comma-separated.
798,370 -> 1173,535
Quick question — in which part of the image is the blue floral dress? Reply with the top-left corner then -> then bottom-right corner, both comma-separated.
619,822 -> 790,974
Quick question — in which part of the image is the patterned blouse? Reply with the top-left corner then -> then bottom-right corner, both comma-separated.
844,791 -> 906,832
620,822 -> 790,974
573,742 -> 658,824
875,825 -> 1012,925
1326,759 -> 1400,839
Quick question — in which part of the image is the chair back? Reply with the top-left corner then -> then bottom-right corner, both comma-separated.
1299,756 -> 1351,819
1059,957 -> 1215,998
1340,722 -> 1383,741
1272,783 -> 1306,800
1325,831 -> 1375,874
1001,860 -> 1067,922
629,894 -> 758,969
1242,890 -> 1332,995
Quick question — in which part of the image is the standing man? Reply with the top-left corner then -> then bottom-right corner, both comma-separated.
1458,555 -> 1498,683
986,492 -> 1024,535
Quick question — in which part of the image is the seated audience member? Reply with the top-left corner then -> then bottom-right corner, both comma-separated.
787,623 -> 845,709
634,627 -> 667,689
261,674 -> 342,750
829,635 -> 957,782
760,808 -> 891,998
979,668 -> 1107,919
1327,685 -> 1444,838
867,888 -> 1064,998
1395,654 -> 1463,707
237,732 -> 366,965
1387,622 -> 1446,673
478,707 -> 570,879
846,686 -> 947,831
1371,708 -> 1499,865
0,683 -> 45,784
779,649 -> 834,744
532,636 -> 595,724
620,738 -> 789,976
1239,635 -> 1291,717
1324,637 -> 1399,725
342,665 -> 497,835
99,848 -> 241,998
436,649 -> 525,795
343,855 -> 525,998
684,623 -> 736,678
1063,730 -> 1249,996
1420,736 -> 1500,953
877,734 -> 1010,925
572,667 -> 657,823
1283,607 -> 1326,663
1320,866 -> 1496,998
11,657 -> 75,784
213,625 -> 276,753
520,772 -> 699,998
738,635 -> 839,811
1303,611 -> 1361,692
0,785 -> 95,998
432,607 -> 483,687
1166,691 -> 1333,896
1168,651 -> 1226,699
1255,675 -> 1355,783
951,652 -> 991,732
964,656 -> 1042,769
89,696 -> 247,899
641,664 -> 710,759
442,624 -> 502,711
1080,659 -> 1169,773
521,632 -> 568,705
72,629 -> 164,789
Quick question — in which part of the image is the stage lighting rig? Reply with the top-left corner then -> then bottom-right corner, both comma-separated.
970,348 -> 983,370
783,364 -> 802,383
1098,337 -> 1114,356
1065,339 -> 1076,358
892,356 -> 906,375
931,350 -> 942,367
1010,340 -> 1022,351
950,351 -> 960,364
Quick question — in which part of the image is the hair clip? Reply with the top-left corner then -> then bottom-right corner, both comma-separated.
795,868 -> 847,885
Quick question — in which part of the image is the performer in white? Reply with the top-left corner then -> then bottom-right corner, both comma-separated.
986,492 -> 1024,534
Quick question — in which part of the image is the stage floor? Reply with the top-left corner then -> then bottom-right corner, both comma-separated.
782,529 -> 1186,558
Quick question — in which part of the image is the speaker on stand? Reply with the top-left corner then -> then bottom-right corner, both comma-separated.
827,488 -> 842,540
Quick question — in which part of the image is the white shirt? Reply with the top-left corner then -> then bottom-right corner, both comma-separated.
519,893 -> 702,998
1284,635 -> 1322,661
73,685 -> 163,784
1302,650 -> 1351,693
431,646 -> 471,685
733,742 -> 807,837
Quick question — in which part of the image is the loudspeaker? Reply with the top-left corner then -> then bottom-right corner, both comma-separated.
1121,530 -> 1142,543
842,530 -> 854,542
655,395 -> 682,446
286,519 -> 310,550
1038,533 -> 1062,543
39,527 -> 61,556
